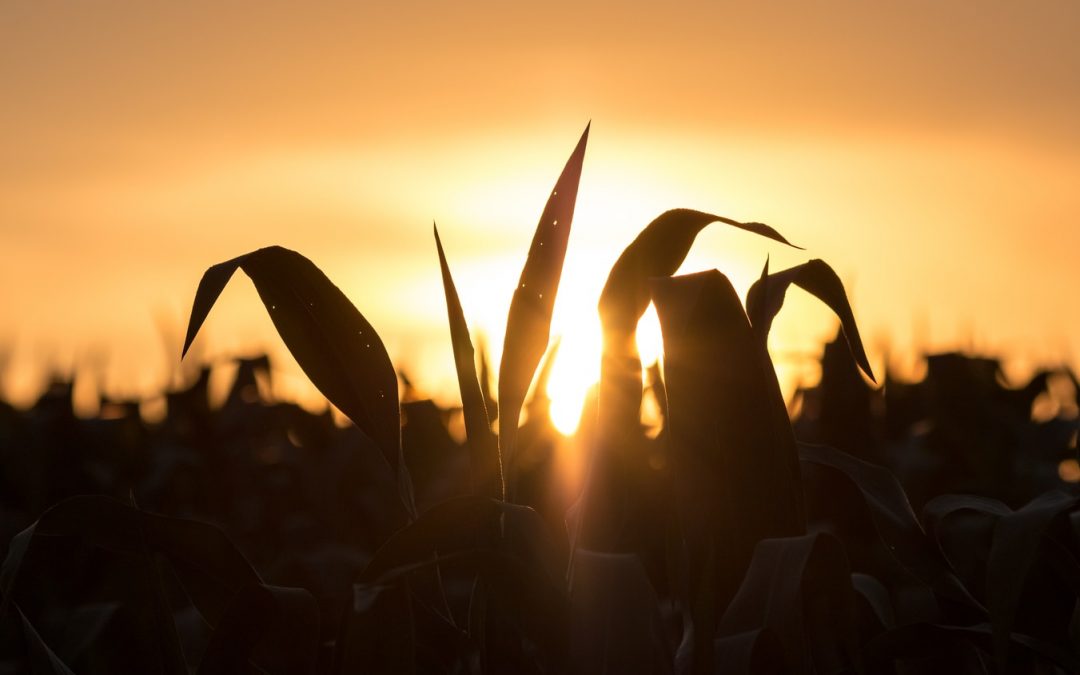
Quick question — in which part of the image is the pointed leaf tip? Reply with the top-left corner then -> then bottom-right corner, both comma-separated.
746,259 -> 875,383
499,126 -> 589,484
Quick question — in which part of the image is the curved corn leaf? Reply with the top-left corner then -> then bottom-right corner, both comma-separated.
434,224 -> 503,500
359,496 -> 562,585
600,209 -> 799,337
181,245 -> 413,515
798,443 -> 982,612
2,495 -> 261,628
597,210 -> 798,427
745,258 -> 875,383
499,123 -> 589,493
925,491 -> 1080,670
718,533 -> 859,675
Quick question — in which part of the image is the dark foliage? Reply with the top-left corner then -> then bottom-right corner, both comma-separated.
1,127 -> 1078,673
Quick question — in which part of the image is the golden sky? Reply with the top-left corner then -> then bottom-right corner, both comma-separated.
3,1 -> 1079,429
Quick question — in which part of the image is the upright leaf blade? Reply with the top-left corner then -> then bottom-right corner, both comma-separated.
745,259 -> 875,382
434,224 -> 504,500
181,246 -> 414,514
651,270 -> 804,674
499,123 -> 589,493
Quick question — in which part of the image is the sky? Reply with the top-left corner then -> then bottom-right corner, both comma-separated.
3,1 -> 1079,430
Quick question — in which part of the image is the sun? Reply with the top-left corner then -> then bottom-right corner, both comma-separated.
544,304 -> 665,435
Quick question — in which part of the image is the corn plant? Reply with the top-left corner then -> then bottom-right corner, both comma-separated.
3,126 -> 1080,674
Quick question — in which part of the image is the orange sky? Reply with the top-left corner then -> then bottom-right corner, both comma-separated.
3,1 -> 1079,427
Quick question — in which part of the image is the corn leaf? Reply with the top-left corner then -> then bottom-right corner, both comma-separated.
434,224 -> 503,500
569,550 -> 673,675
359,496 -> 561,585
598,210 -> 799,424
745,258 -> 875,382
718,533 -> 859,675
499,124 -> 589,492
924,491 -> 1080,669
2,495 -> 261,628
16,604 -> 77,675
181,245 -> 414,515
799,443 -> 982,612
651,270 -> 804,674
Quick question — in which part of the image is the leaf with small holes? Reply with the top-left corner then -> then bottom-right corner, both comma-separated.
499,123 -> 589,487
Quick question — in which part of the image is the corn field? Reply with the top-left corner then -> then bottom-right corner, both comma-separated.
1,126 -> 1079,674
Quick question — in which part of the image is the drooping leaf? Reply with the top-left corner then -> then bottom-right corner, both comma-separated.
499,123 -> 589,494
745,258 -> 875,382
798,443 -> 982,612
987,492 -> 1080,668
717,533 -> 859,675
181,245 -> 414,515
597,210 -> 798,427
651,270 -> 804,674
198,584 -> 320,675
600,209 -> 799,338
2,495 -> 261,629
434,224 -> 503,500
580,213 -> 796,553
925,491 -> 1080,670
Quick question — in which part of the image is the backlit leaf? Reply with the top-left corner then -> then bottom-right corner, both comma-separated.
434,224 -> 503,500
499,124 -> 589,494
745,258 -> 875,382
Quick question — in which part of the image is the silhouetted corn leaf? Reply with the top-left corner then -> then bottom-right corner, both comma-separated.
16,603 -> 76,675
359,496 -> 562,585
745,258 -> 875,382
499,124 -> 589,492
851,573 -> 896,630
2,495 -> 261,628
651,270 -> 804,674
181,245 -> 414,515
569,550 -> 672,675
798,443 -> 982,611
925,491 -> 1080,669
598,209 -> 799,424
434,224 -> 503,500
198,584 -> 320,675
718,533 -> 859,675
130,494 -> 189,675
